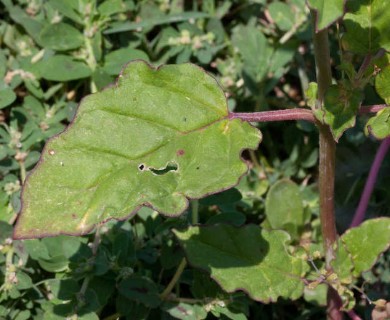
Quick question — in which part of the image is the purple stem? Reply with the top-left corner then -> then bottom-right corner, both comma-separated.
350,137 -> 390,228
229,104 -> 387,124
230,108 -> 316,123
346,310 -> 363,320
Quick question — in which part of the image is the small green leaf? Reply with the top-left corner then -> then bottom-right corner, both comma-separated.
173,225 -> 309,302
375,64 -> 390,104
265,179 -> 304,240
40,22 -> 84,51
0,87 -> 16,109
14,61 -> 261,238
340,218 -> 390,277
331,239 -> 354,284
365,107 -> 390,139
118,276 -> 160,308
38,55 -> 92,81
268,1 -> 295,32
98,0 -> 125,16
47,0 -> 83,24
322,84 -> 363,141
104,12 -> 209,34
162,302 -> 208,320
102,48 -> 149,76
307,0 -> 345,31
232,25 -> 273,82
343,0 -> 390,54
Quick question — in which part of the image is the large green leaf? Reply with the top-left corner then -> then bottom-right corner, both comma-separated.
336,218 -> 390,277
14,61 -> 261,238
173,225 -> 309,302
365,107 -> 390,139
307,0 -> 345,31
321,84 -> 363,142
343,0 -> 390,54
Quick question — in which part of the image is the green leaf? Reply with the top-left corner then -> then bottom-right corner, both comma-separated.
322,84 -> 363,141
331,239 -> 354,284
40,22 -> 84,51
0,87 -> 16,109
47,0 -> 83,24
173,225 -> 309,302
104,12 -> 209,34
343,0 -> 390,54
265,179 -> 304,240
365,107 -> 390,139
339,218 -> 390,277
98,0 -> 125,16
102,48 -> 149,76
232,25 -> 273,82
268,1 -> 295,32
307,0 -> 345,31
118,276 -> 160,308
162,302 -> 208,320
375,64 -> 390,104
14,61 -> 261,238
38,55 -> 92,81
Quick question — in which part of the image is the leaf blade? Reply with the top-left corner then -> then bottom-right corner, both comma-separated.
14,61 -> 261,238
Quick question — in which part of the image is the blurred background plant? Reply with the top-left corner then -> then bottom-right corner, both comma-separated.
0,0 -> 388,319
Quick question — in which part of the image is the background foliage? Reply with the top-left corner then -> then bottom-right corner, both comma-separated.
0,0 -> 389,319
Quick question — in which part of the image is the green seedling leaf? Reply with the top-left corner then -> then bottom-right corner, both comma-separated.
173,225 -> 309,302
38,55 -> 92,81
40,22 -> 84,51
307,0 -> 345,31
0,87 -> 16,109
365,107 -> 390,139
14,61 -> 261,238
339,218 -> 390,277
343,0 -> 390,54
322,84 -> 363,141
265,179 -> 304,240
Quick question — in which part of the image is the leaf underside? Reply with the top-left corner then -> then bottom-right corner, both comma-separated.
14,61 -> 261,239
174,225 -> 309,303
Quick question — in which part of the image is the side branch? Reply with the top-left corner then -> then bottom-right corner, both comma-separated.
230,108 -> 316,123
229,104 -> 387,124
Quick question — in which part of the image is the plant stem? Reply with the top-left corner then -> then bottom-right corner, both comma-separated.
359,104 -> 388,114
160,200 -> 200,300
312,14 -> 343,320
160,259 -> 187,300
230,108 -> 315,123
229,105 -> 387,125
350,137 -> 390,228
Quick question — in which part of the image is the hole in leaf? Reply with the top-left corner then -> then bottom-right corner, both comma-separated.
149,162 -> 178,175
138,164 -> 145,171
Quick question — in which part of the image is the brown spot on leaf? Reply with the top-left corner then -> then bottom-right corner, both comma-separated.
176,149 -> 185,156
